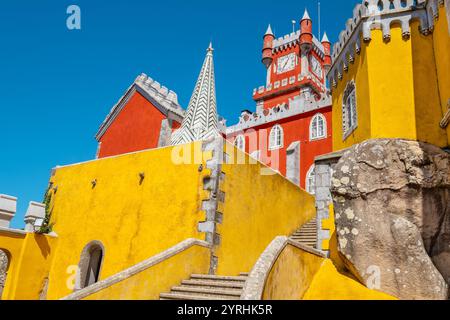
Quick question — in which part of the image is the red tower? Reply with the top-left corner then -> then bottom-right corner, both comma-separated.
262,25 -> 275,69
299,9 -> 313,52
227,10 -> 333,193
322,33 -> 332,73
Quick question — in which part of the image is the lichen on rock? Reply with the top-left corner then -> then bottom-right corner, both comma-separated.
331,139 -> 450,300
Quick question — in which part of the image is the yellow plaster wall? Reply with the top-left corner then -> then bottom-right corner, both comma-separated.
45,143 -> 209,299
332,21 -> 449,152
411,21 -> 448,147
215,143 -> 316,275
262,244 -> 325,300
433,5 -> 450,145
259,240 -> 396,300
303,260 -> 396,300
332,34 -> 372,151
0,232 -> 56,300
366,27 -> 417,141
84,243 -> 210,300
0,231 -> 26,299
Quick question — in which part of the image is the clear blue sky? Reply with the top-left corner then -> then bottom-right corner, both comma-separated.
0,0 -> 357,228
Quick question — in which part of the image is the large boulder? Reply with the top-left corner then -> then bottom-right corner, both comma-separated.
331,139 -> 449,300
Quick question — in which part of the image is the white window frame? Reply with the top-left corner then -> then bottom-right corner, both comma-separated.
305,165 -> 316,195
342,80 -> 358,140
234,135 -> 245,151
310,113 -> 327,141
269,125 -> 284,150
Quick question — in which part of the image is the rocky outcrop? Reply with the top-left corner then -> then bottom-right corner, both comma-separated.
0,251 -> 8,299
331,139 -> 449,300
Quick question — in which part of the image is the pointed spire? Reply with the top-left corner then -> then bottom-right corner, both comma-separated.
302,9 -> 311,21
171,44 -> 219,145
321,32 -> 330,43
265,24 -> 274,36
207,41 -> 214,53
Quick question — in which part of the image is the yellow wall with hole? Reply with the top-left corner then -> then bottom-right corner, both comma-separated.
44,143 -> 210,299
215,142 -> 316,276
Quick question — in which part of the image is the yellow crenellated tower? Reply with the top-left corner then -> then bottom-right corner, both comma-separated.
328,0 -> 450,152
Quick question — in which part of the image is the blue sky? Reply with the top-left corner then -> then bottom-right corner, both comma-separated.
0,0 -> 357,228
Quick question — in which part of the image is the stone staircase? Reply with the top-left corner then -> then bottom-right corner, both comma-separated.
160,273 -> 248,300
289,218 -> 317,249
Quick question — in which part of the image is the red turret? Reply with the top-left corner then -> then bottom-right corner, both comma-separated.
322,32 -> 332,73
299,9 -> 313,52
262,24 -> 275,68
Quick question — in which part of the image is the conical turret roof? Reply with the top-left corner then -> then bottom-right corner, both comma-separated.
171,43 -> 219,145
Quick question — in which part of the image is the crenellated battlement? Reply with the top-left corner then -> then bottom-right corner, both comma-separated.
327,0 -> 445,88
227,92 -> 331,134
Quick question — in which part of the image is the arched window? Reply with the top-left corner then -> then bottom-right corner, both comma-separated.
234,135 -> 245,151
305,165 -> 316,195
269,125 -> 284,150
310,113 -> 327,140
0,249 -> 10,299
76,241 -> 105,290
342,81 -> 358,139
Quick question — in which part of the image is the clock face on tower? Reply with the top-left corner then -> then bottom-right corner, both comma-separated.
277,53 -> 296,74
310,55 -> 323,79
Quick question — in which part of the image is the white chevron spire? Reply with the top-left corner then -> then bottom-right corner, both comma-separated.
171,43 -> 219,145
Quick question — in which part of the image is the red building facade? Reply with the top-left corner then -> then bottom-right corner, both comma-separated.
95,74 -> 184,158
226,11 -> 332,192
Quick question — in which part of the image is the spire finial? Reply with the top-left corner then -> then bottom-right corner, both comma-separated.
265,24 -> 274,36
171,44 -> 219,145
302,8 -> 311,21
321,32 -> 330,43
207,42 -> 214,53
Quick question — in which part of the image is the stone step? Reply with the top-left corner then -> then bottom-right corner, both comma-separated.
291,235 -> 317,238
160,292 -> 236,300
190,274 -> 247,282
171,286 -> 242,297
182,279 -> 245,289
292,232 -> 317,236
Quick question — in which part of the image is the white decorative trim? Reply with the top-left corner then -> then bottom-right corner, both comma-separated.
234,135 -> 246,151
309,113 -> 327,141
327,0 -> 445,88
305,165 -> 316,195
272,30 -> 325,57
227,94 -> 331,134
342,80 -> 358,140
269,125 -> 284,150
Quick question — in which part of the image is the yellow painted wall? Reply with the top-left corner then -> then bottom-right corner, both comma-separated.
262,244 -> 324,300
332,34 -> 372,151
259,240 -> 396,300
45,143 -> 210,299
0,232 -> 56,300
215,142 -> 316,275
332,20 -> 450,152
433,5 -> 450,145
0,230 -> 26,299
84,243 -> 210,300
303,260 -> 396,300
366,27 -> 417,141
411,21 -> 448,147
